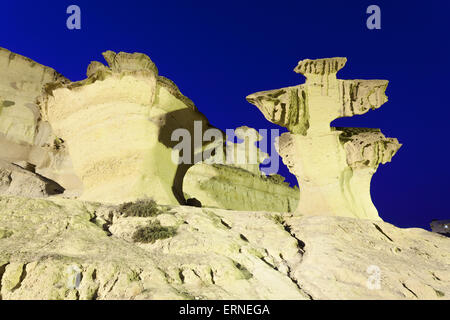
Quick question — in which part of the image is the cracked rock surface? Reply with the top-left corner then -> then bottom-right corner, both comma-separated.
247,57 -> 401,219
0,196 -> 448,300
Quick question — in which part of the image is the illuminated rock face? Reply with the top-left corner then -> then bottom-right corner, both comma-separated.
0,47 -> 81,193
183,126 -> 299,212
247,58 -> 401,219
0,160 -> 64,198
43,51 -> 212,205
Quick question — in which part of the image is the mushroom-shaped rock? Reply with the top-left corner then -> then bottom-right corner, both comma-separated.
42,51 -> 213,205
247,58 -> 389,136
182,126 -> 299,212
247,57 -> 401,219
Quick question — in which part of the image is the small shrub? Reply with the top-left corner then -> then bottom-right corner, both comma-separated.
119,199 -> 162,217
132,221 -> 176,244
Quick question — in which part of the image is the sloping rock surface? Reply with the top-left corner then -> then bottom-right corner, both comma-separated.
0,160 -> 64,198
0,196 -> 447,300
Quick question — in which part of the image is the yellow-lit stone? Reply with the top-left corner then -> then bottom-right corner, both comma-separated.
43,51 -> 211,205
247,58 -> 401,219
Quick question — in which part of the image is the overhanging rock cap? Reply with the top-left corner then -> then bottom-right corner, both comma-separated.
294,57 -> 347,75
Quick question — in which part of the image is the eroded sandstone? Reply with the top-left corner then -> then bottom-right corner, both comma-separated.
41,51 -> 214,205
247,57 -> 401,219
0,196 -> 447,300
183,163 -> 299,212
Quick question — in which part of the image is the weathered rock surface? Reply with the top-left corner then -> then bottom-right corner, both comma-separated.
0,47 -> 66,145
0,196 -> 447,300
0,160 -> 64,198
0,47 -> 82,194
42,51 -> 214,205
431,220 -> 450,237
0,48 -> 301,212
247,57 -> 401,219
183,163 -> 299,212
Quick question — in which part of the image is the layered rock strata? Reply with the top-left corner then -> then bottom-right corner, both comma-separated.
0,196 -> 447,300
0,47 -> 81,193
247,58 -> 401,219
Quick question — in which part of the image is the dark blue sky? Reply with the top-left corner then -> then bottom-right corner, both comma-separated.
2,0 -> 449,230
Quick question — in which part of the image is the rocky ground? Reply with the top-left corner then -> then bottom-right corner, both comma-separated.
0,195 -> 448,300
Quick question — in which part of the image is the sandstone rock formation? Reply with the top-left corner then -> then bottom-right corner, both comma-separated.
0,48 -> 447,302
0,160 -> 64,198
41,51 -> 215,205
0,48 -> 300,212
0,195 -> 447,300
228,126 -> 269,175
247,57 -> 401,219
0,47 -> 82,193
183,163 -> 299,212
184,126 -> 299,212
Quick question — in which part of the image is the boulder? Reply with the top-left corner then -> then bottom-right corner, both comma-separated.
183,126 -> 299,212
0,47 -> 82,194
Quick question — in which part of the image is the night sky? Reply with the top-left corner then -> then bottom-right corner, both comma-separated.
2,0 -> 449,230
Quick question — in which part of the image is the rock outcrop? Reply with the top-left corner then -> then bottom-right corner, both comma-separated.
0,48 -> 301,212
0,48 -> 447,302
183,126 -> 299,212
0,47 -> 66,146
431,220 -> 450,237
41,51 -> 215,205
247,57 -> 402,220
227,126 -> 269,175
0,47 -> 82,194
183,163 -> 299,212
0,196 -> 447,300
